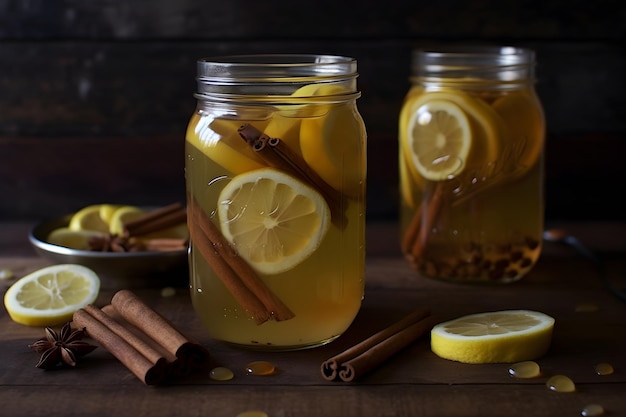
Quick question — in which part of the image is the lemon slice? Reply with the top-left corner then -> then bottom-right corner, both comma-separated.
4,264 -> 101,327
68,204 -> 109,233
99,204 -> 122,224
217,168 -> 330,274
300,102 -> 366,197
492,91 -> 544,179
108,205 -> 145,235
47,228 -> 105,250
431,310 -> 555,364
186,114 -> 266,175
407,99 -> 471,181
404,90 -> 504,182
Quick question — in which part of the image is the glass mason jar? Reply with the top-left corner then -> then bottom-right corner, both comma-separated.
185,54 -> 367,350
398,46 -> 545,283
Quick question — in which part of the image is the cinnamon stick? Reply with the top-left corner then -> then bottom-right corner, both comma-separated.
321,307 -> 434,382
124,203 -> 187,237
73,308 -> 166,385
101,304 -> 185,376
402,183 -> 444,261
189,197 -> 295,322
110,290 -> 210,372
238,123 -> 347,229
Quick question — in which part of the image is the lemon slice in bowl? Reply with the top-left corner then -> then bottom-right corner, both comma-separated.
68,204 -> 110,233
4,264 -> 101,327
108,205 -> 145,235
217,168 -> 330,275
47,227 -> 105,250
431,310 -> 555,364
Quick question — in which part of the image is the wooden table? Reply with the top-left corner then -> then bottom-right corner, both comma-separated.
1,221 -> 625,417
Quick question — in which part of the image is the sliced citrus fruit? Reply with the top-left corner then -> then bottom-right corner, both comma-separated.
300,102 -> 365,198
404,90 -> 504,182
68,204 -> 109,233
99,204 -> 122,224
108,205 -> 145,235
217,168 -> 330,274
4,264 -> 101,327
186,113 -> 266,175
431,310 -> 555,364
492,91 -> 544,179
47,227 -> 104,250
263,113 -> 303,154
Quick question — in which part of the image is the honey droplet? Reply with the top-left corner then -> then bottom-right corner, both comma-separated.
546,374 -> 576,392
575,302 -> 599,313
209,366 -> 234,381
245,360 -> 275,376
594,362 -> 614,376
508,361 -> 541,378
236,411 -> 269,417
581,404 -> 605,417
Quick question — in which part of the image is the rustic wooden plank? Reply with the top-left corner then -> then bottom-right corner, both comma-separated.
2,0 -> 624,40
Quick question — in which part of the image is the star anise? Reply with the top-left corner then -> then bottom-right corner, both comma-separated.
88,233 -> 145,252
28,322 -> 97,369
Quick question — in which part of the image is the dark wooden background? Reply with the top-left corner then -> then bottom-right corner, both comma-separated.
1,0 -> 625,224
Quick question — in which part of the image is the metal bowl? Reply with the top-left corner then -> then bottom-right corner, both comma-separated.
29,214 -> 189,290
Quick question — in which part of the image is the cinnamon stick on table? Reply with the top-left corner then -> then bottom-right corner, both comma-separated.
321,307 -> 435,382
73,290 -> 210,385
188,197 -> 295,324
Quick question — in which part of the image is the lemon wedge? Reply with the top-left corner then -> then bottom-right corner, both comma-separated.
47,228 -> 105,250
217,168 -> 330,274
404,90 -> 504,182
4,264 -> 101,327
431,310 -> 555,364
68,205 -> 110,233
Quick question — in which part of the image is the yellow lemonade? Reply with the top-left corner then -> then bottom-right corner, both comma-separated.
399,47 -> 545,283
185,55 -> 366,349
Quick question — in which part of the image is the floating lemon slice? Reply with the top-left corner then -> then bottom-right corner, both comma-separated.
404,90 -> 504,182
47,227 -> 105,250
300,102 -> 366,197
68,204 -> 110,233
431,310 -> 555,364
217,168 -> 330,274
4,264 -> 101,327
186,114 -> 266,175
492,91 -> 544,179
